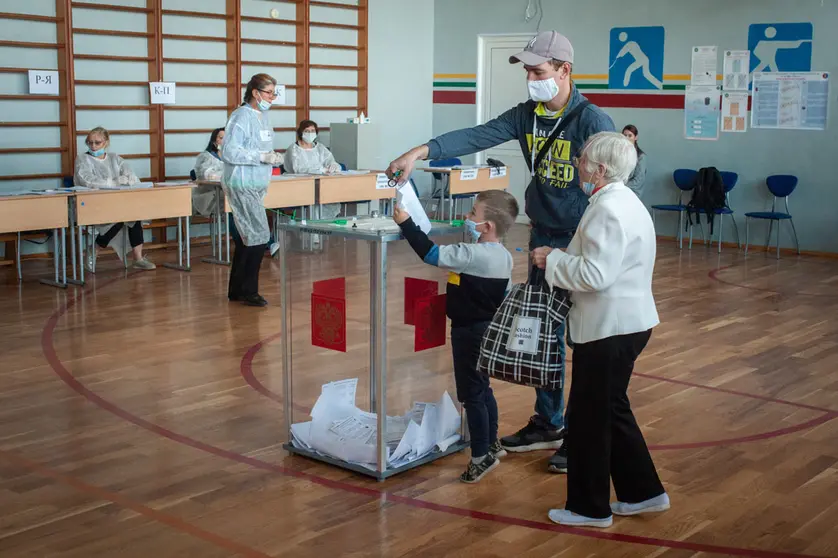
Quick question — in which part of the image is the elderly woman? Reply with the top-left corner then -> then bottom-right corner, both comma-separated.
73,126 -> 155,271
532,131 -> 668,529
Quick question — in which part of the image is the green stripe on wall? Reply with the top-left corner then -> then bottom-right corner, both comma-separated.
433,81 -> 476,88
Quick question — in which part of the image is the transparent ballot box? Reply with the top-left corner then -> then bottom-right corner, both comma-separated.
277,216 -> 468,480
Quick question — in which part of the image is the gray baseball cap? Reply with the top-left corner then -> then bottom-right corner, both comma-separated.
509,31 -> 574,66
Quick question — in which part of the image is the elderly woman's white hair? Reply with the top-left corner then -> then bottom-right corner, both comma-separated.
579,131 -> 638,184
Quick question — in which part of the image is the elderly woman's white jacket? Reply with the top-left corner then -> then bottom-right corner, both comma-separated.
545,181 -> 659,344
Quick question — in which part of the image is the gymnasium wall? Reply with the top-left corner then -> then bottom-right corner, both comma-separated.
431,0 -> 838,253
0,0 -> 434,254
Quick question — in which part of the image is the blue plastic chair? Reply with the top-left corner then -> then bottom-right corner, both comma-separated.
745,175 -> 800,259
651,169 -> 697,249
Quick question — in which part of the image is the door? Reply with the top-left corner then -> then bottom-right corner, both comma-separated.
477,34 -> 533,222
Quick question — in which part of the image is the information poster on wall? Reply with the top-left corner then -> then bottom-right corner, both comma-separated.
723,50 -> 750,91
684,85 -> 721,140
751,72 -> 830,130
722,92 -> 749,133
691,46 -> 718,86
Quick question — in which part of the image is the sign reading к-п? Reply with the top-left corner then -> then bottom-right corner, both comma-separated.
28,70 -> 59,95
608,26 -> 665,90
149,82 -> 176,104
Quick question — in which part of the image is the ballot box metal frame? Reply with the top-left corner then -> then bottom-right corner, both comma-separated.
277,218 -> 469,480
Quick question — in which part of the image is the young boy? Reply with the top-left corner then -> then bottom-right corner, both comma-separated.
394,190 -> 519,483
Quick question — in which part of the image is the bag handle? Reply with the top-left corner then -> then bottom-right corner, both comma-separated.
527,265 -> 546,287
528,101 -> 590,173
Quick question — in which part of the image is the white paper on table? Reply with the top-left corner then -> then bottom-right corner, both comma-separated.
490,167 -> 508,179
154,181 -> 192,187
459,169 -> 478,181
397,183 -> 431,234
375,173 -> 391,189
691,46 -> 717,86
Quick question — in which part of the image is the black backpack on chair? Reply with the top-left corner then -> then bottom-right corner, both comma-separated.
686,167 -> 726,234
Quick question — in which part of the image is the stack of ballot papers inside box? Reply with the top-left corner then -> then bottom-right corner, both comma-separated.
290,378 -> 461,471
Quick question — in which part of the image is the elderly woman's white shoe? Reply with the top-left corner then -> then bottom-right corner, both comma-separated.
547,508 -> 613,528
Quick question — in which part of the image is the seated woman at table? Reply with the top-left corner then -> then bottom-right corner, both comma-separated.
285,119 -> 343,219
73,126 -> 155,271
192,127 -> 225,216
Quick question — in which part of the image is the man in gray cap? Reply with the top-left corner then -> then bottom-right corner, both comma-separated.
387,31 -> 615,474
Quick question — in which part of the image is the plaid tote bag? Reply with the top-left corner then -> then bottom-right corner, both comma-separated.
477,267 -> 571,390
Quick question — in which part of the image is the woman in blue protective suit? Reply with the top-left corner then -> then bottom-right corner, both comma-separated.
220,73 -> 283,307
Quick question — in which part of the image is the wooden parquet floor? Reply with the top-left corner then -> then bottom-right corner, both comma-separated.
1,226 -> 837,558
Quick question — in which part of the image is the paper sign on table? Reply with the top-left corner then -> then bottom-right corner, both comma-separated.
414,294 -> 447,352
313,277 -> 346,299
490,167 -> 508,179
396,182 -> 431,234
459,169 -> 478,181
404,278 -> 438,325
311,293 -> 347,352
375,173 -> 391,189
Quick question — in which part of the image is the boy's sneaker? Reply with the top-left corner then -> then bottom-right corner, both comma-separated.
547,442 -> 568,474
460,454 -> 499,484
488,440 -> 507,459
500,417 -> 564,452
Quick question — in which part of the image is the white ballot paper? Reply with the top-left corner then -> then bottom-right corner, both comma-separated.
292,379 -> 461,470
396,183 -> 432,234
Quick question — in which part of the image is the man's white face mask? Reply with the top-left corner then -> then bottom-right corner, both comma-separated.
527,76 -> 559,103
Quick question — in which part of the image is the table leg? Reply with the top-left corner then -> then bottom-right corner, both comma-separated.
61,228 -> 67,285
163,216 -> 192,272
69,204 -> 78,283
78,226 -> 85,284
185,216 -> 191,267
201,190 -> 231,266
40,228 -> 68,289
15,232 -> 22,282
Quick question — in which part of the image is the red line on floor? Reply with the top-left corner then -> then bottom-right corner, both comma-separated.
240,334 -> 837,451
40,277 -> 834,558
0,448 -> 273,558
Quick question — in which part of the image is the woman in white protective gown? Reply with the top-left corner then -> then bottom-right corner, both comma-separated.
191,127 -> 225,216
73,127 -> 156,271
220,73 -> 283,307
285,119 -> 343,220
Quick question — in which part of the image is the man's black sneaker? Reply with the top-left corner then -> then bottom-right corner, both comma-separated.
460,454 -> 500,483
488,440 -> 507,459
547,442 -> 568,474
500,417 -> 564,453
